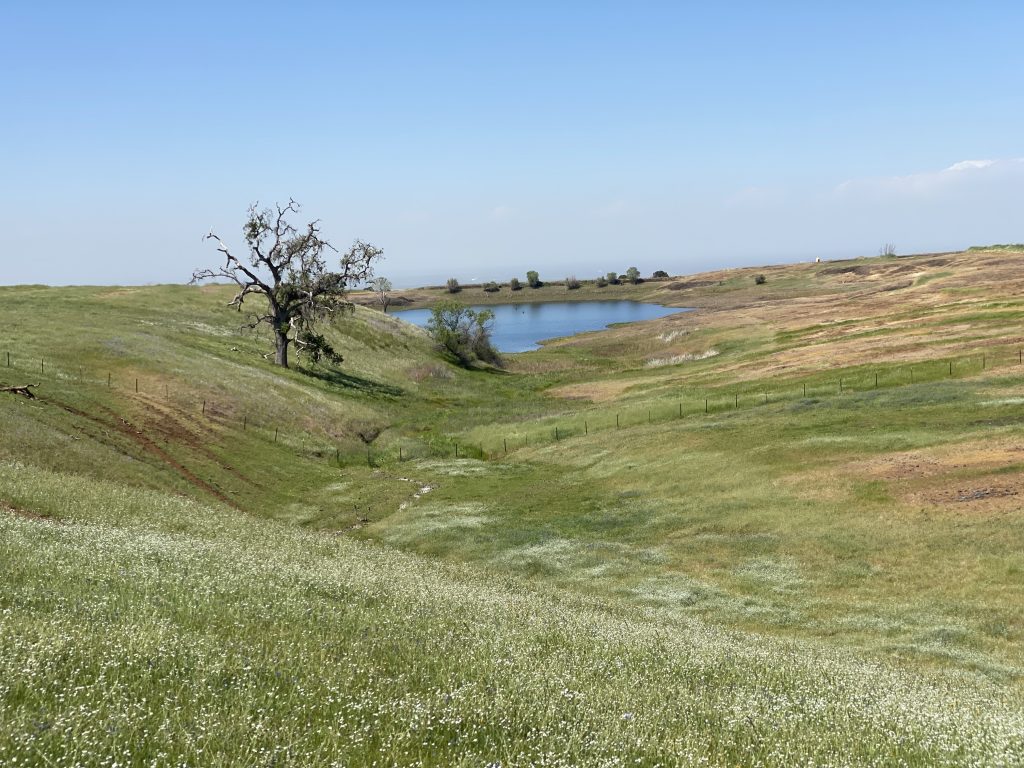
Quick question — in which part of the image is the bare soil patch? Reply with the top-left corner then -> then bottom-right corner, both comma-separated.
45,397 -> 242,510
1,500 -> 58,524
850,441 -> 1024,514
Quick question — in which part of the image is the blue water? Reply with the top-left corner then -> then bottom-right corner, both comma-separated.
394,300 -> 690,353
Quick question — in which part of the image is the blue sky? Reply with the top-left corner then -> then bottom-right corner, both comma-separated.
2,2 -> 1022,286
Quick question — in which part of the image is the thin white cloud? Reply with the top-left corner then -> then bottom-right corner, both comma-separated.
489,204 -> 517,221
726,185 -> 786,208
592,198 -> 629,219
946,159 -> 996,172
835,157 -> 1024,198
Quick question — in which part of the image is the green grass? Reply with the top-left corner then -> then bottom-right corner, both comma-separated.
3,462 -> 1023,766
383,378 -> 1024,676
3,256 -> 1024,765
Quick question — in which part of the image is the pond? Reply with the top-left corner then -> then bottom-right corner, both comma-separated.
394,300 -> 691,353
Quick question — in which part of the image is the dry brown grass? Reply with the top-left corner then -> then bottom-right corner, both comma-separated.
538,249 -> 1024,397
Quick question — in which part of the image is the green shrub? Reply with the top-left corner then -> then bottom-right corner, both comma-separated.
653,270 -> 669,278
606,272 -> 620,285
427,300 -> 500,367
446,278 -> 461,293
509,278 -> 522,291
526,270 -> 542,289
595,276 -> 608,287
565,276 -> 581,290
754,274 -> 766,285
625,267 -> 641,284
483,281 -> 500,293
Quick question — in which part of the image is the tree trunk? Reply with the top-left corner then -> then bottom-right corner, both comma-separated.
274,328 -> 290,368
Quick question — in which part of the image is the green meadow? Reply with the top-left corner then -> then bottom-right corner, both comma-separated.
2,249 -> 1024,765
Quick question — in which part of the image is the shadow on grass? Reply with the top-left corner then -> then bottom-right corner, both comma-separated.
300,367 -> 405,398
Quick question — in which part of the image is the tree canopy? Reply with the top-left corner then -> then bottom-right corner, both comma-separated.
192,199 -> 382,368
368,276 -> 393,313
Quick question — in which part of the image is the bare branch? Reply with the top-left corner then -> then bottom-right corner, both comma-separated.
192,199 -> 382,367
1,384 -> 38,399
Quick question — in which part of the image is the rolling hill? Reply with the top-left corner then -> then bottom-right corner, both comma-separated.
2,247 -> 1024,766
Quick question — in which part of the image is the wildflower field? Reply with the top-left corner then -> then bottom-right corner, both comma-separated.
2,248 -> 1024,765
2,463 -> 1022,766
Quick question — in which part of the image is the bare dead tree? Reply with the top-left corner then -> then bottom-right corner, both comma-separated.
879,242 -> 897,257
368,276 -> 393,313
1,384 -> 38,399
192,200 -> 383,368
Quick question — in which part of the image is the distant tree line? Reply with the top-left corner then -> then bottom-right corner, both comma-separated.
439,267 -> 672,294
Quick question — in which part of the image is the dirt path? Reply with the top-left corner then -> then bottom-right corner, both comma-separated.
45,396 -> 242,510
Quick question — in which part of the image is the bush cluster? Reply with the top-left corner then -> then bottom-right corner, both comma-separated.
427,300 -> 501,367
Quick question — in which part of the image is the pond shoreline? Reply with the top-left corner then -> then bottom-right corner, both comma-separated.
394,299 -> 692,353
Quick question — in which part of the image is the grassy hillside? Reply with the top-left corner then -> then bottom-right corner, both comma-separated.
3,463 -> 1022,766
0,284 -> 546,522
3,246 -> 1024,765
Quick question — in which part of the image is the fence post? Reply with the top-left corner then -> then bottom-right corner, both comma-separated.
135,378 -> 138,393
40,359 -> 44,375
455,443 -> 459,458
910,368 -> 914,384
399,446 -> 403,461
585,420 -> 588,435
735,393 -> 738,408
616,413 -> 620,428
274,427 -> 278,442
202,400 -> 206,416
983,353 -> 986,370
5,352 -> 8,367
504,438 -> 507,454
874,372 -> 878,388
764,392 -> 768,404
803,382 -> 806,397
705,398 -> 708,413
555,427 -> 559,440
243,415 -> 247,430
949,360 -> 953,376
839,378 -> 843,393
678,402 -> 682,418
107,372 -> 111,387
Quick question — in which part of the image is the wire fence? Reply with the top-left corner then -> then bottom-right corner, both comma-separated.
2,343 -> 1023,468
